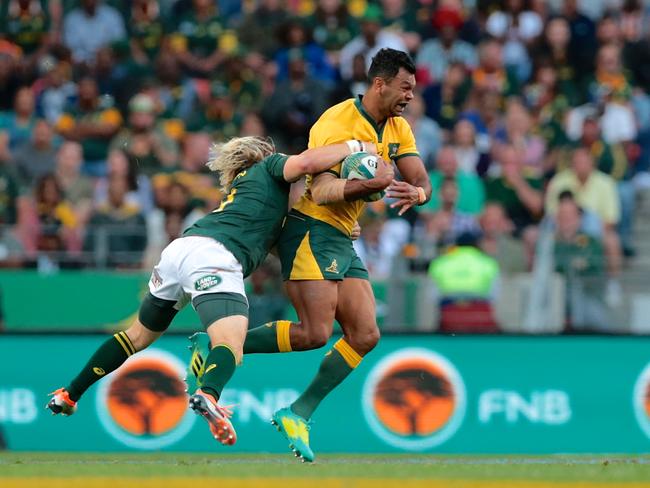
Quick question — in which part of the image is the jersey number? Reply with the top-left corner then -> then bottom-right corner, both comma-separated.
214,188 -> 237,213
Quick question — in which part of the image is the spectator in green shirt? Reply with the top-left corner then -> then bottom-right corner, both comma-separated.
169,0 -> 229,77
421,146 -> 484,215
1,0 -> 51,58
484,144 -> 544,234
553,194 -> 610,332
55,76 -> 123,175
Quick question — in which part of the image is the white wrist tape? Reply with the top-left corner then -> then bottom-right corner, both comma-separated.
345,140 -> 362,153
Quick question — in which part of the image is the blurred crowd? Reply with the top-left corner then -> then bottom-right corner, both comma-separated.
1,0 -> 650,332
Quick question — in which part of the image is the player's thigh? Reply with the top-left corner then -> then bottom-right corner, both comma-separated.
336,277 -> 380,354
178,236 -> 248,301
278,210 -> 351,281
286,279 -> 338,345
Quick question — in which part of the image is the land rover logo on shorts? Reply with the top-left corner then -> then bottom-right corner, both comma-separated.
194,274 -> 222,291
362,348 -> 466,450
95,349 -> 195,449
633,362 -> 650,438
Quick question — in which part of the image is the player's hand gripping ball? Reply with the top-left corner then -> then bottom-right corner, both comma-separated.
340,151 -> 385,202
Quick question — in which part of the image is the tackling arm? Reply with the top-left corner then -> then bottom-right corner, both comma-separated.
311,158 -> 394,205
282,141 -> 376,182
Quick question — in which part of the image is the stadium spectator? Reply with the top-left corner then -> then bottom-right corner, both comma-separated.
420,177 -> 480,249
0,145 -> 19,225
529,16 -> 578,94
144,179 -> 203,267
186,82 -> 244,142
84,174 -> 147,268
148,51 -> 194,131
12,118 -> 58,191
128,0 -> 168,65
451,119 -> 490,176
379,0 -> 423,53
63,0 -> 127,65
169,0 -> 228,78
1,0 -> 52,61
422,146 -> 484,216
0,51 -> 23,112
0,86 -> 37,152
19,174 -> 81,267
55,76 -> 122,176
305,0 -> 358,63
416,6 -> 477,85
545,147 -> 623,306
403,92 -> 440,170
338,4 -> 407,81
262,49 -> 328,152
96,148 -> 153,214
428,231 -> 500,334
236,0 -> 289,58
110,93 -> 178,175
494,99 -> 547,177
35,58 -> 77,124
274,20 -> 336,84
215,51 -> 263,112
470,39 -> 519,97
486,0 -> 543,43
353,215 -> 393,279
424,61 -> 470,131
329,53 -> 368,105
553,194 -> 610,332
54,141 -> 94,225
478,202 -> 528,274
484,144 -> 544,234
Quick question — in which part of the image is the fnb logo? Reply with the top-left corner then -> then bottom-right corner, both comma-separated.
362,348 -> 466,450
95,349 -> 195,449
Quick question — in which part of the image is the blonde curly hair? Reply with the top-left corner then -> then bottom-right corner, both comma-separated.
207,136 -> 276,192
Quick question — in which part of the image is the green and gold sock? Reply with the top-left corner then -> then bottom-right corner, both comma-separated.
67,331 -> 135,402
243,320 -> 293,354
200,345 -> 237,400
291,338 -> 362,420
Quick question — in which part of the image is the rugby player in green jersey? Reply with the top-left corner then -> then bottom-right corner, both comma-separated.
47,136 -> 384,446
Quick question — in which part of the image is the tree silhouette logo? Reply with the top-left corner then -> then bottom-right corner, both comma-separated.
362,348 -> 466,450
633,362 -> 650,439
95,349 -> 196,449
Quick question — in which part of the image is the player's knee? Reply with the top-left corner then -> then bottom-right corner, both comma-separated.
349,326 -> 380,355
126,321 -> 161,351
308,327 -> 332,349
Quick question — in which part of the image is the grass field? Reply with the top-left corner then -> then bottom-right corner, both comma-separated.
2,453 -> 650,487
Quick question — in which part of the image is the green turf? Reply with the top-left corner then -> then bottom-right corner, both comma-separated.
1,453 -> 650,482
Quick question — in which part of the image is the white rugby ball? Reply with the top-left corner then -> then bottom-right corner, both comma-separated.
340,151 -> 384,202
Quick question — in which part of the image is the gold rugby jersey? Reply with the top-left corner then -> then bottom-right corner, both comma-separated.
293,97 -> 419,235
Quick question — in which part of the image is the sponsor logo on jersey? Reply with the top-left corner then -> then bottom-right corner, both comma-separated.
194,274 -> 222,291
325,259 -> 339,274
96,349 -> 195,449
93,367 -> 106,376
388,143 -> 400,159
362,348 -> 466,450
633,362 -> 650,438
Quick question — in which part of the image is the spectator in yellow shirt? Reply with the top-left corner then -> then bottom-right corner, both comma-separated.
545,147 -> 623,306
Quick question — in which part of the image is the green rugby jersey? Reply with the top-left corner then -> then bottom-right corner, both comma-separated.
184,153 -> 290,277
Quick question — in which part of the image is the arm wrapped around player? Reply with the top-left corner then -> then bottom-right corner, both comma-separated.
311,158 -> 394,205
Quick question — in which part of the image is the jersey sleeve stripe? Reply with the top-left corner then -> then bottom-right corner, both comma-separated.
394,152 -> 420,161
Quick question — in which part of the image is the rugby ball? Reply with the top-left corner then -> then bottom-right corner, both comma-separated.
340,151 -> 385,202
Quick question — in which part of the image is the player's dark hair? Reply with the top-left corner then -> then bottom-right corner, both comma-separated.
367,48 -> 415,83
